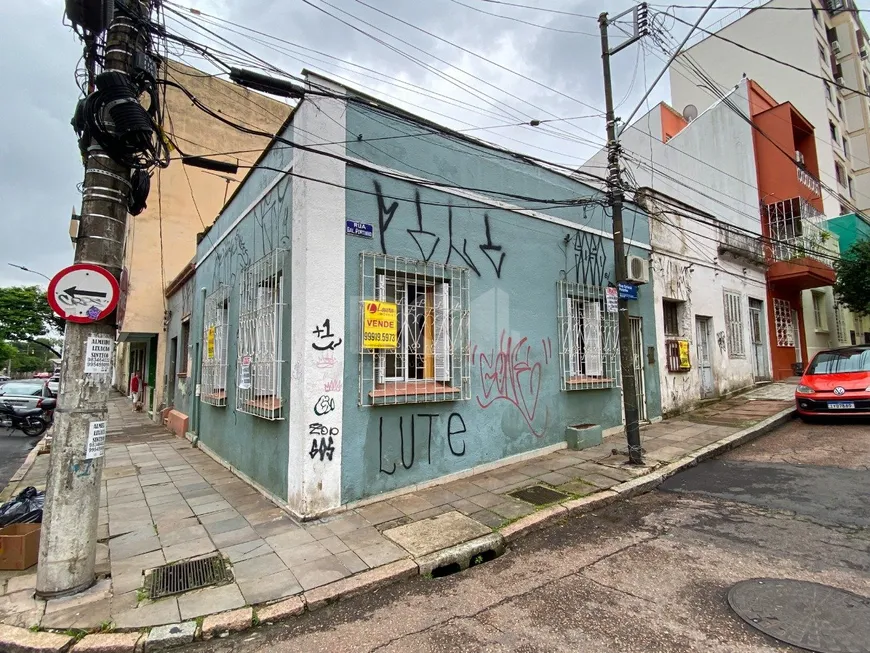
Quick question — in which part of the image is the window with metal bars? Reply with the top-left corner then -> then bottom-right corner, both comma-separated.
723,291 -> 746,358
236,250 -> 286,420
774,298 -> 794,347
558,282 -> 619,390
359,252 -> 470,407
663,300 -> 681,337
201,286 -> 230,407
834,304 -> 847,344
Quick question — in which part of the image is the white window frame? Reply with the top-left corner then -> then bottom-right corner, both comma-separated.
558,282 -> 619,391
812,291 -> 828,332
201,285 -> 230,407
834,304 -> 848,344
359,252 -> 470,407
723,291 -> 746,358
236,249 -> 286,420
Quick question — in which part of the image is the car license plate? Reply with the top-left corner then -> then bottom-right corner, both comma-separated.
828,402 -> 855,410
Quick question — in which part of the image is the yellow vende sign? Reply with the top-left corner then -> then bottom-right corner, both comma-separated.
206,326 -> 216,359
363,301 -> 398,349
678,339 -> 691,369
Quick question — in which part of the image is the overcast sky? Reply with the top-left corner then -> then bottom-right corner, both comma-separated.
1,0 -> 866,288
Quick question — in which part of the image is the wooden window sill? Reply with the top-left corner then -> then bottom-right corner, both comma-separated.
203,390 -> 227,402
244,396 -> 282,411
370,380 -> 461,398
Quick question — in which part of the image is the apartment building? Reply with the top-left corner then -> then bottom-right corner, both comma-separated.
670,0 -> 870,217
114,60 -> 290,419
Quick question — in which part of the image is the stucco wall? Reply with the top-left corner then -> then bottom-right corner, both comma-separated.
338,103 -> 662,504
189,124 -> 295,502
164,274 -> 195,412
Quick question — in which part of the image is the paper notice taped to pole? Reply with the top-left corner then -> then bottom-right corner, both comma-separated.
85,421 -> 106,459
84,335 -> 113,374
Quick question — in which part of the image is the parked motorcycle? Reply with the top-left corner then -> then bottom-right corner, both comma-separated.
40,397 -> 56,428
0,401 -> 48,437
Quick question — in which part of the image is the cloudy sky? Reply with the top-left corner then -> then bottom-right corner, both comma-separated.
1,0 -> 866,288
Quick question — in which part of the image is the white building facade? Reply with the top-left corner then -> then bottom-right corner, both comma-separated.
581,81 -> 770,417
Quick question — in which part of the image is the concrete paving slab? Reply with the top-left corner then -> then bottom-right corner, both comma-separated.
352,542 -> 408,568
145,621 -> 196,651
237,569 -> 302,605
221,539 -> 272,563
383,510 -> 491,557
335,550 -> 368,574
292,556 -> 351,591
112,597 -> 180,629
203,515 -> 249,536
230,552 -> 287,582
158,524 -> 208,548
211,526 -> 260,549
163,537 -> 216,564
250,517 -> 298,539
355,502 -> 405,526
273,541 -> 332,569
41,597 -> 111,630
177,583 -> 245,620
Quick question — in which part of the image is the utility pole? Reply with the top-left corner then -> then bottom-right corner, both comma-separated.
37,1 -> 153,597
599,6 -> 648,465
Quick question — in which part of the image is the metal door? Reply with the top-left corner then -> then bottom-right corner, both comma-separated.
629,317 -> 647,422
696,317 -> 714,399
748,299 -> 767,381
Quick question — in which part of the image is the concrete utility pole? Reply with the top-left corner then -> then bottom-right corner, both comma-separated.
599,7 -> 647,465
37,2 -> 152,598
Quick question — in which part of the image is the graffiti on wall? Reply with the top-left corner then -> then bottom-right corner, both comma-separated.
312,319 -> 343,351
378,412 -> 466,475
211,231 -> 251,288
253,175 -> 291,252
473,332 -> 552,438
374,182 -> 507,278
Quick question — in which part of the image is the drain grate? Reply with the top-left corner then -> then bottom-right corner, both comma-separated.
509,485 -> 569,506
145,554 -> 231,599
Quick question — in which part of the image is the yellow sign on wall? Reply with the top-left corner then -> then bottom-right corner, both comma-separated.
678,339 -> 691,370
206,326 -> 216,360
363,301 -> 398,349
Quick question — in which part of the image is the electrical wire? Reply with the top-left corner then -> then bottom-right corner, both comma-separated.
470,0 -> 598,20
446,0 -> 599,34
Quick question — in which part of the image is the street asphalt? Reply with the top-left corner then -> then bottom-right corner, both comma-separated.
0,432 -> 37,494
179,416 -> 870,652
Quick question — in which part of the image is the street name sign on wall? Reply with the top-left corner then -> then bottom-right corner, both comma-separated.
47,263 -> 120,323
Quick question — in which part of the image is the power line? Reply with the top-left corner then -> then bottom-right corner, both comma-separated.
662,9 -> 870,98
650,3 -> 866,11
447,0 -> 599,34
470,0 -> 598,19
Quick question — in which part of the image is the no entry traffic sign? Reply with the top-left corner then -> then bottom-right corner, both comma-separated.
47,264 -> 120,324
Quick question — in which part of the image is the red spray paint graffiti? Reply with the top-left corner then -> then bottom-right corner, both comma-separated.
473,332 -> 552,437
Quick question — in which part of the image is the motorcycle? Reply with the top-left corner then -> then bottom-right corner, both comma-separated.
0,401 -> 48,437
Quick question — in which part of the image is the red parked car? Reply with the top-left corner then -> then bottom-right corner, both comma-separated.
795,345 -> 870,420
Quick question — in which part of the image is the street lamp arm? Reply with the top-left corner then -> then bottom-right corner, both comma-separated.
7,263 -> 51,281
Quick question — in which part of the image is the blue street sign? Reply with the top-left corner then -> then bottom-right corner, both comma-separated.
346,220 -> 373,239
617,282 -> 638,300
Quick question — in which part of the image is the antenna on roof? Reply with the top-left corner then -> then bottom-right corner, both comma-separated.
682,104 -> 699,122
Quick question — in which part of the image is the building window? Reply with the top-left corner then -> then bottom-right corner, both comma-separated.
774,298 -> 794,347
819,42 -> 827,61
237,250 -> 286,419
835,160 -> 847,186
864,71 -> 870,90
812,292 -> 828,331
558,281 -> 620,390
813,7 -> 821,24
359,253 -> 470,406
843,136 -> 851,160
663,300 -> 680,337
723,291 -> 746,358
201,285 -> 230,407
837,99 -> 844,119
834,305 -> 847,344
849,176 -> 855,198
179,319 -> 190,375
830,120 -> 839,142
840,203 -> 850,215
824,81 -> 833,103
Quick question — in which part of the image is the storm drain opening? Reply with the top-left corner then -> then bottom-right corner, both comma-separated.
469,550 -> 498,567
509,485 -> 569,506
145,554 -> 232,599
430,562 -> 462,578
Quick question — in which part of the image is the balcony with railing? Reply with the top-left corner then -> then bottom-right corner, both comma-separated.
763,197 -> 836,290
797,166 -> 822,196
717,226 -> 764,265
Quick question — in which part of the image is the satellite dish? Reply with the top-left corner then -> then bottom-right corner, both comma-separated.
683,104 -> 699,122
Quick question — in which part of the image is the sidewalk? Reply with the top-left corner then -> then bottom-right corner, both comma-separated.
0,383 -> 795,648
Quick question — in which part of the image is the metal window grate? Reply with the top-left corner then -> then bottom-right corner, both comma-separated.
201,285 -> 230,407
237,249 -> 286,420
723,291 -> 746,358
145,554 -> 232,599
834,305 -> 847,344
557,281 -> 619,391
359,252 -> 470,407
774,298 -> 794,347
663,300 -> 680,337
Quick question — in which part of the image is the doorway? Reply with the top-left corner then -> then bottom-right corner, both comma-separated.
748,299 -> 768,381
628,316 -> 648,422
695,317 -> 714,399
168,336 -> 178,408
791,308 -> 803,373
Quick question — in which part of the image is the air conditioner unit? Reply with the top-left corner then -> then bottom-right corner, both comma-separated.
796,150 -> 805,165
836,76 -> 845,85
832,40 -> 841,54
861,49 -> 868,60
626,255 -> 649,284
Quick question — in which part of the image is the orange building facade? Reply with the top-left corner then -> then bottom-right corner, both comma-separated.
748,82 -> 836,380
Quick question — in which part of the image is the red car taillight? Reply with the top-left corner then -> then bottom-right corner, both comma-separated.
36,398 -> 43,408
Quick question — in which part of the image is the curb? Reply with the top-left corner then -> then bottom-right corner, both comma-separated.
0,435 -> 47,503
4,408 -> 795,652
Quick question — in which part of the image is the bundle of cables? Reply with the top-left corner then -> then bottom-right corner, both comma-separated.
72,70 -> 169,171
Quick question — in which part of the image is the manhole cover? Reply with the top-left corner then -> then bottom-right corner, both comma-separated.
508,485 -> 569,506
728,578 -> 870,653
145,554 -> 232,599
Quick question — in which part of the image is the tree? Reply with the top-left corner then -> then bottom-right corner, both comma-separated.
834,239 -> 870,317
0,286 -> 65,357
